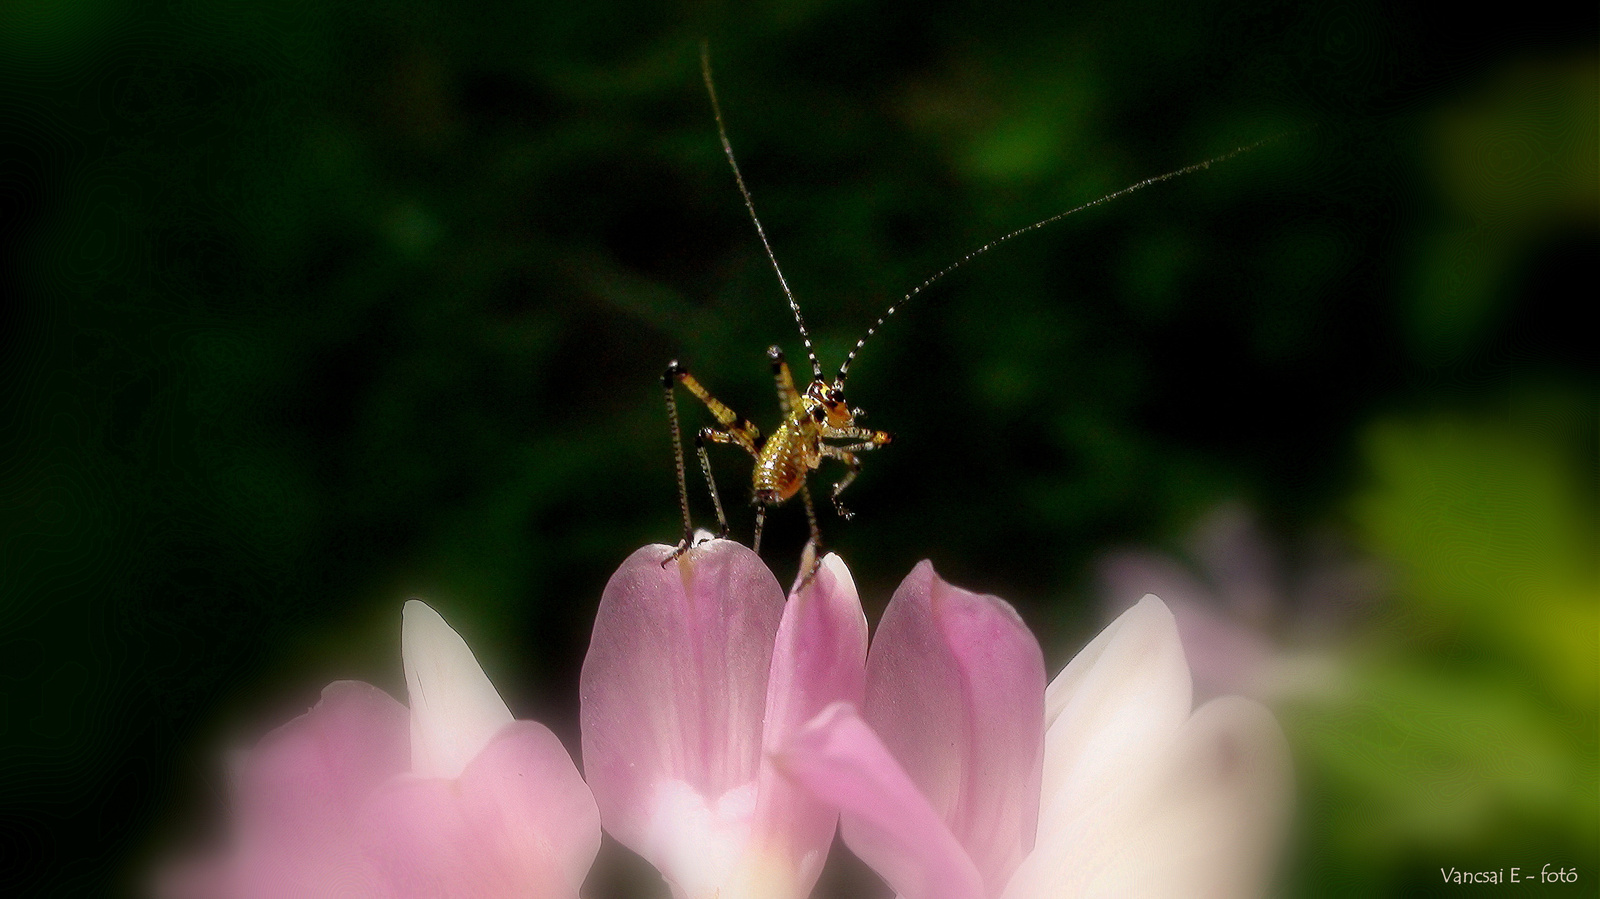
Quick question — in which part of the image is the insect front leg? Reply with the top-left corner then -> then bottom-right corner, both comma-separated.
662,361 -> 762,563
819,447 -> 863,520
823,426 -> 894,447
818,428 -> 893,520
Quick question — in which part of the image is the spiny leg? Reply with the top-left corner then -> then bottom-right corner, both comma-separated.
793,480 -> 824,592
821,447 -> 864,520
821,426 -> 894,447
661,363 -> 694,562
662,361 -> 762,563
753,504 -> 767,556
817,428 -> 892,520
696,427 -> 761,539
768,346 -> 804,418
667,361 -> 762,452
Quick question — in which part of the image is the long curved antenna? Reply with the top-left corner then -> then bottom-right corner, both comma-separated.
700,43 -> 824,381
836,136 -> 1283,383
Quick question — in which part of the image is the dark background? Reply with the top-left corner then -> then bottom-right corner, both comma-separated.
2,1 -> 1595,896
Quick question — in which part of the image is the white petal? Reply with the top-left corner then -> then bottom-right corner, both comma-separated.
1144,696 -> 1292,898
402,599 -> 514,779
1040,595 -> 1192,816
1007,599 -> 1290,899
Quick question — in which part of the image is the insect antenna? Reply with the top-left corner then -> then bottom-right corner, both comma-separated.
700,44 -> 824,382
835,135 -> 1284,384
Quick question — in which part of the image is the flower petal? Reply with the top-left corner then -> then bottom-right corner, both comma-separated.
158,681 -> 408,899
743,553 -> 869,894
1151,696 -> 1293,898
862,561 -> 1046,893
1038,594 -> 1192,831
1007,697 -> 1290,899
1100,554 -> 1273,700
579,540 -> 787,888
778,702 -> 986,899
364,721 -> 601,899
234,681 -> 411,830
1098,551 -> 1210,615
402,600 -> 514,780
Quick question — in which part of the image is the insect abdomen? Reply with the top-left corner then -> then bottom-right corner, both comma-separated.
752,420 -> 809,504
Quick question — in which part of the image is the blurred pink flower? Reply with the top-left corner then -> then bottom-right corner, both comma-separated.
1099,503 -> 1379,701
580,540 -> 868,899
160,601 -> 599,899
780,567 -> 1292,899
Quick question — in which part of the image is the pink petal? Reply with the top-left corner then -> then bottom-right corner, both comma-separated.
579,541 -> 787,883
748,553 -> 870,891
364,721 -> 601,899
158,681 -> 409,899
233,680 -> 410,843
862,561 -> 1046,894
779,703 -> 986,899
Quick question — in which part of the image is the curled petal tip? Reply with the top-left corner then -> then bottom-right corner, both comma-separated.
403,599 -> 514,780
793,552 -> 856,600
1134,592 -> 1172,615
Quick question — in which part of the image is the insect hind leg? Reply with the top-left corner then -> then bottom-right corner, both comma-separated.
697,427 -> 762,539
768,346 -> 804,417
662,361 -> 761,564
662,363 -> 695,562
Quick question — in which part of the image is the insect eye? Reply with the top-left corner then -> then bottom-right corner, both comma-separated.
811,406 -> 827,423
827,389 -> 843,403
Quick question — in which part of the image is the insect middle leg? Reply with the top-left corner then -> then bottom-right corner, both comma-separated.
793,479 -> 823,593
662,361 -> 761,562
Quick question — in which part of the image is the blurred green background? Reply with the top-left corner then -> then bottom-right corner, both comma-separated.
1,1 -> 1594,896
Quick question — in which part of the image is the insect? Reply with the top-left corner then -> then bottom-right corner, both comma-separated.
665,46 -> 1275,582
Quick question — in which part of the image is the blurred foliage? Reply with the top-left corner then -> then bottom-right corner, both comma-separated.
0,1 -> 1594,897
1356,401 -> 1596,706
1284,396 -> 1597,895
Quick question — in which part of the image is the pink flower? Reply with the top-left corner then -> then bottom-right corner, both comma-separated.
160,601 -> 600,899
780,566 -> 1293,899
580,540 -> 868,899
